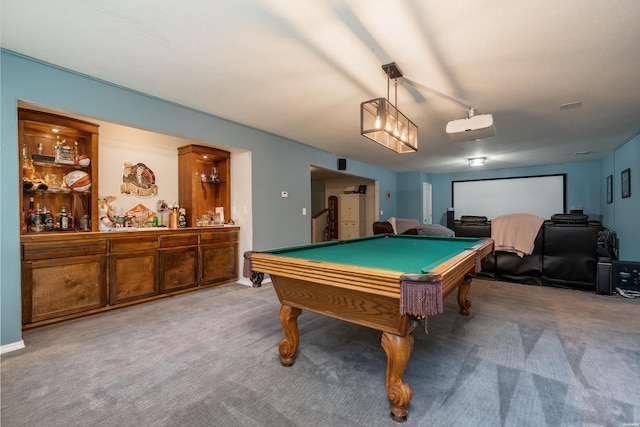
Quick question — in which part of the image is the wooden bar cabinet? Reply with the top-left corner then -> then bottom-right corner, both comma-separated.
21,227 -> 239,329
18,109 -> 240,331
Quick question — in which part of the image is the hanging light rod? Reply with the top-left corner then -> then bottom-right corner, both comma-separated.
360,62 -> 418,154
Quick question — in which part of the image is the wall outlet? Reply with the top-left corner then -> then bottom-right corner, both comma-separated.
281,191 -> 288,198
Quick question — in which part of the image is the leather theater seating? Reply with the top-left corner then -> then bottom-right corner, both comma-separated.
453,214 -> 607,290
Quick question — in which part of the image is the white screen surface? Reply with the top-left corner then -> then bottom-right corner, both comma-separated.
452,175 -> 565,220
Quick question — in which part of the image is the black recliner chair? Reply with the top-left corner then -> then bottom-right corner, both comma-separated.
541,214 -> 601,289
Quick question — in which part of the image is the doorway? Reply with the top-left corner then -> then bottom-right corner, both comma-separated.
310,166 -> 378,241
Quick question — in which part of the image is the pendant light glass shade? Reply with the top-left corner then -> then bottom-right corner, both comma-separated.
360,63 -> 418,154
361,98 -> 418,153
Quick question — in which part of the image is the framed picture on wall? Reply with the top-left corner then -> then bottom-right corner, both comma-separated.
607,175 -> 613,204
621,168 -> 631,198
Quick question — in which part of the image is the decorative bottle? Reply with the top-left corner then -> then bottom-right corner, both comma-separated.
60,207 -> 69,230
43,206 -> 55,232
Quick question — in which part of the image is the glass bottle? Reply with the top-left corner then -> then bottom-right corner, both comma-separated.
29,204 -> 45,233
68,211 -> 75,230
28,212 -> 45,233
60,207 -> 69,230
42,207 -> 54,232
25,197 -> 36,229
35,203 -> 42,225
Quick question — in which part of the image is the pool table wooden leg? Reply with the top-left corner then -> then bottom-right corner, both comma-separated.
381,326 -> 416,423
278,304 -> 302,366
457,273 -> 473,316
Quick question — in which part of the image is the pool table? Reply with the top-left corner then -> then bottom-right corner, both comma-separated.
245,234 -> 493,422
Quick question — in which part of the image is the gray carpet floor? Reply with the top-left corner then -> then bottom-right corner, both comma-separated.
2,279 -> 639,427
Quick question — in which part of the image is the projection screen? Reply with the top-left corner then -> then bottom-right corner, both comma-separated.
452,174 -> 566,220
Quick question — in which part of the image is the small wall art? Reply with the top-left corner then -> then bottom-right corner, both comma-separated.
120,162 -> 158,197
606,175 -> 613,204
621,168 -> 631,199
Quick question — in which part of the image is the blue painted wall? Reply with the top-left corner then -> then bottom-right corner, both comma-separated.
2,50 -> 638,349
396,171 -> 424,221
0,51 -> 397,347
604,133 -> 640,260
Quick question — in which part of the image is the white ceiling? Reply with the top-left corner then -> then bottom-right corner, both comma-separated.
2,0 -> 639,174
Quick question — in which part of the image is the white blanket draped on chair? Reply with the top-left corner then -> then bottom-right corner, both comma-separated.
491,213 -> 544,257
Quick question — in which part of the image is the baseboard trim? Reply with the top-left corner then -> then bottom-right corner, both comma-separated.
1,339 -> 25,354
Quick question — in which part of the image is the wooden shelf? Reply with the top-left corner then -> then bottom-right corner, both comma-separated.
178,144 -> 231,227
19,108 -> 100,234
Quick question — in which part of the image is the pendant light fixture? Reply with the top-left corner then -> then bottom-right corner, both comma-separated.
360,62 -> 418,153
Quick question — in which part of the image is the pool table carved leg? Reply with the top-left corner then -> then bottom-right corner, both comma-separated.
381,327 -> 415,422
278,304 -> 302,366
457,273 -> 473,316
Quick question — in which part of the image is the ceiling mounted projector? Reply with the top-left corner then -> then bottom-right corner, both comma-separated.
446,109 -> 496,142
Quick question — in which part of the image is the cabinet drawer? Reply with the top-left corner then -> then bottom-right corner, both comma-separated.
201,230 -> 238,244
22,238 -> 107,261
160,234 -> 198,248
110,236 -> 158,252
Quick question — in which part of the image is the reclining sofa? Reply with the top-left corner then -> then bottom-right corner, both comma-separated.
453,214 -> 609,290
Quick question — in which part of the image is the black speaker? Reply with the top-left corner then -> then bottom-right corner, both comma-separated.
446,208 -> 455,231
338,158 -> 347,170
597,262 -> 612,295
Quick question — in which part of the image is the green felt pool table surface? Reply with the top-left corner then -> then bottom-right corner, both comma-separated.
260,234 -> 486,274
